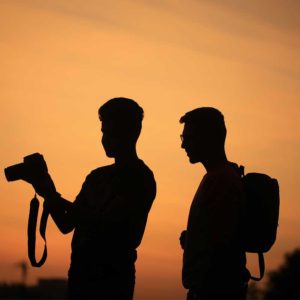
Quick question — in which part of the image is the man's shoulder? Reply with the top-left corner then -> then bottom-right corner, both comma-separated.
91,164 -> 114,173
86,164 -> 115,180
207,163 -> 241,182
119,161 -> 156,198
86,161 -> 155,184
121,161 -> 156,190
199,163 -> 244,206
204,163 -> 243,195
133,160 -> 155,178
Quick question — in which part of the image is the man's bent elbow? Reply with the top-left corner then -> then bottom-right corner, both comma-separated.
59,224 -> 75,235
54,219 -> 75,235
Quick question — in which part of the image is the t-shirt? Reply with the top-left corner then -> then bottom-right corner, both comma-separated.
182,162 -> 248,292
69,159 -> 156,276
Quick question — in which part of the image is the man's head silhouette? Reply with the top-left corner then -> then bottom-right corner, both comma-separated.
180,107 -> 227,166
98,97 -> 144,159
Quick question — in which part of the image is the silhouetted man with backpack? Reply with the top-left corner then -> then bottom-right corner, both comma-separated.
179,107 -> 250,299
28,98 -> 156,299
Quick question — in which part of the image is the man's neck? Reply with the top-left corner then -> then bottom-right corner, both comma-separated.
115,151 -> 139,166
202,153 -> 228,173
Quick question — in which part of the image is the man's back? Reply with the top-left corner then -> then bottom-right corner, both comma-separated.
183,163 -> 248,295
68,159 -> 156,299
70,159 -> 156,267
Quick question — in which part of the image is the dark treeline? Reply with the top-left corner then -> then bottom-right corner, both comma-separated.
0,278 -> 67,299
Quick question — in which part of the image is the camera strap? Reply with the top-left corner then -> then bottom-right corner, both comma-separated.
27,194 -> 49,267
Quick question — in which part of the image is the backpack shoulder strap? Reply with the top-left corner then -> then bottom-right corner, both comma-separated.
228,162 -> 245,177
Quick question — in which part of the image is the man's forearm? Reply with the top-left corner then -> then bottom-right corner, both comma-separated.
44,193 -> 75,234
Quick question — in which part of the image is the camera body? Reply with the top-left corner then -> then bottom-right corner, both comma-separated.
4,153 -> 48,182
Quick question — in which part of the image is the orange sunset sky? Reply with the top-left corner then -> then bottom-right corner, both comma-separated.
1,0 -> 299,299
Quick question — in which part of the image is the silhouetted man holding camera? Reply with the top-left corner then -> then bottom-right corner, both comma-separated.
27,98 -> 156,299
179,107 -> 249,299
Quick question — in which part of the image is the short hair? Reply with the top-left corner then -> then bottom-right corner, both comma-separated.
98,97 -> 144,138
180,107 -> 227,143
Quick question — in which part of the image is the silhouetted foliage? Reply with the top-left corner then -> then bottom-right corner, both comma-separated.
263,248 -> 300,299
247,282 -> 263,300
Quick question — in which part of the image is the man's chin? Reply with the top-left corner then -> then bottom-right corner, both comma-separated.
104,151 -> 115,158
188,156 -> 198,164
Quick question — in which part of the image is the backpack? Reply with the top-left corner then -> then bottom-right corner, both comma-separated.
238,165 -> 280,281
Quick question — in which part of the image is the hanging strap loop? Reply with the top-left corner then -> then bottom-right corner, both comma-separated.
27,194 -> 49,267
250,252 -> 265,281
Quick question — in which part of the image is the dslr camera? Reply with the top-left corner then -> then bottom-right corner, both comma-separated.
4,153 -> 48,182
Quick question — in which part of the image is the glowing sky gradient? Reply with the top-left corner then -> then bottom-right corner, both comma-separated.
1,0 -> 299,298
